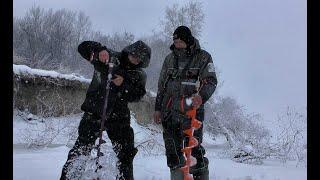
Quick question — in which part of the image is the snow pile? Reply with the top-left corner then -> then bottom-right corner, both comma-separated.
13,64 -> 91,83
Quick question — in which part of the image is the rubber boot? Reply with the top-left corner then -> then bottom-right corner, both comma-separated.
190,157 -> 209,180
170,168 -> 184,180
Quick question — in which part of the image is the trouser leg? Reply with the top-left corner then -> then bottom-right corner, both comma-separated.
170,168 -> 184,180
162,117 -> 185,170
190,110 -> 209,179
162,113 -> 186,180
60,113 -> 100,180
162,109 -> 209,180
106,123 -> 137,180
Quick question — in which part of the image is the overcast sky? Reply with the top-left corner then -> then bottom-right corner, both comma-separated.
13,0 -> 307,129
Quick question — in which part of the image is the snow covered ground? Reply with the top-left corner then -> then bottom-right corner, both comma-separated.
13,64 -> 91,83
13,111 -> 307,180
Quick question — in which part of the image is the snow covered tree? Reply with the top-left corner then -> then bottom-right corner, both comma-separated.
142,1 -> 206,91
13,6 -> 134,78
161,1 -> 205,40
91,31 -> 135,52
14,6 -> 47,67
271,107 -> 307,166
205,96 -> 272,164
14,6 -> 78,70
141,32 -> 171,90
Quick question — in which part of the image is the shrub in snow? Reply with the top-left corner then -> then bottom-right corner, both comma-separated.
17,110 -> 79,148
270,107 -> 307,167
131,113 -> 165,156
16,110 -> 43,122
217,106 -> 307,166
231,144 -> 264,165
204,96 -> 273,164
13,64 -> 89,117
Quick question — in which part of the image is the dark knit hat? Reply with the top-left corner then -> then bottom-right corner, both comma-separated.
122,40 -> 151,68
173,26 -> 194,46
97,45 -> 108,53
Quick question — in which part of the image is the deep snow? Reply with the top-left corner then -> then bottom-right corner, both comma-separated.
13,111 -> 307,180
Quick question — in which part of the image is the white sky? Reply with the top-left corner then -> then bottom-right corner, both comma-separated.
13,0 -> 307,128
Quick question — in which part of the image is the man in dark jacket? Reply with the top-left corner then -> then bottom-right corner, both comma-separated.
154,26 -> 217,180
60,40 -> 151,180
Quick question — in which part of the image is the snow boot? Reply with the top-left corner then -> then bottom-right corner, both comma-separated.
116,147 -> 137,180
116,163 -> 133,180
190,157 -> 209,180
193,169 -> 209,180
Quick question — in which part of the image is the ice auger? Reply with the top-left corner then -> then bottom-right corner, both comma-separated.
95,57 -> 117,173
180,106 -> 202,180
180,78 -> 205,180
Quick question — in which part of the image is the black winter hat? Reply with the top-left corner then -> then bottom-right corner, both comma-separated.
97,45 -> 108,53
122,40 -> 151,68
173,26 -> 194,46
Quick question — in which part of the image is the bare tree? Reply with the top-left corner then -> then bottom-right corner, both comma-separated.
144,0 -> 206,91
272,107 -> 307,166
161,1 -> 205,40
67,11 -> 93,75
14,6 -> 93,76
14,6 -> 77,70
43,9 -> 76,69
205,98 -> 307,165
142,32 -> 171,91
91,31 -> 135,52
15,6 -> 47,67
205,96 -> 274,164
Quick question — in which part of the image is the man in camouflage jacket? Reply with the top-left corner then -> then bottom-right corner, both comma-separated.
154,26 -> 217,180
60,40 -> 151,180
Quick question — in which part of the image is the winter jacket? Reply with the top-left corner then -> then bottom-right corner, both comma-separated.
155,38 -> 217,116
78,40 -> 151,125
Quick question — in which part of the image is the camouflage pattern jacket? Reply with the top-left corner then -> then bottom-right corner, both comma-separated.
155,38 -> 217,118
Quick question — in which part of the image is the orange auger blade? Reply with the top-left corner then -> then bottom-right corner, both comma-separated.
183,129 -> 193,136
191,118 -> 202,129
186,108 -> 197,117
180,107 -> 202,180
188,136 -> 199,148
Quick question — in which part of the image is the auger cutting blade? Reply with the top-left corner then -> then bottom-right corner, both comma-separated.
188,136 -> 199,147
183,129 -> 193,136
191,119 -> 202,129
